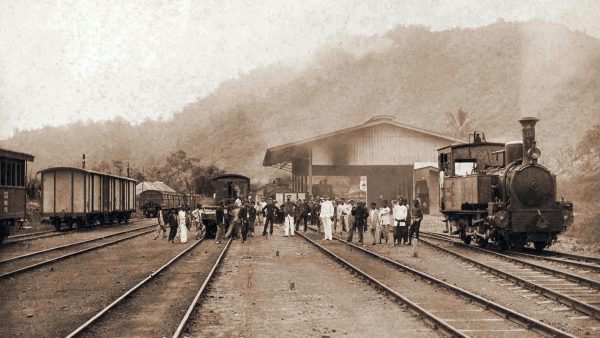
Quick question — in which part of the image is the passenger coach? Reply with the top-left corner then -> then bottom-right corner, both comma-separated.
40,167 -> 137,230
0,148 -> 34,242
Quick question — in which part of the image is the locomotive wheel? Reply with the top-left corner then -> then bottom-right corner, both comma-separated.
534,241 -> 547,253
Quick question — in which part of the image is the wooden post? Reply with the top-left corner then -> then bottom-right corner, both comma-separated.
308,149 -> 313,197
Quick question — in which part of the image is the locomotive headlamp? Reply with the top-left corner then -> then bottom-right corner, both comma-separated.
527,147 -> 541,161
493,211 -> 509,228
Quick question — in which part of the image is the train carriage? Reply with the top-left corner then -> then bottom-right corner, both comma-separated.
40,167 -> 137,230
0,148 -> 35,243
212,174 -> 251,202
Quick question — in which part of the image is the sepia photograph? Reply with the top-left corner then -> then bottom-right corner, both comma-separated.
0,1 -> 599,337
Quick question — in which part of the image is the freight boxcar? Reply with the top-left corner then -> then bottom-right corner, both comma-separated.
39,167 -> 137,231
0,148 -> 35,243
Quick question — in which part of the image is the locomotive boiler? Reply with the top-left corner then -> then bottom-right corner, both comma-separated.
438,117 -> 573,251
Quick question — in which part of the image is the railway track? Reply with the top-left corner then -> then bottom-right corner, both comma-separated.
0,224 -> 157,279
65,237 -> 232,338
300,227 -> 572,338
419,232 -> 600,319
3,219 -> 148,245
424,231 -> 600,273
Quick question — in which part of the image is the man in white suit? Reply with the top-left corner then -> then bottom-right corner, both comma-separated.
320,195 -> 334,240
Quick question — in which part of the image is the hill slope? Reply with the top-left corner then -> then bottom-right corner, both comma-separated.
3,20 -> 599,183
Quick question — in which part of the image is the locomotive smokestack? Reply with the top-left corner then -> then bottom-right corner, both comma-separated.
519,117 -> 540,165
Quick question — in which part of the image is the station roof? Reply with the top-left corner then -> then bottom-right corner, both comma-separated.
0,147 -> 35,161
136,181 -> 177,194
38,166 -> 137,182
263,115 -> 462,167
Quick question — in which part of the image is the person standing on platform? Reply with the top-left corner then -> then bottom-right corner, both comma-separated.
282,195 -> 297,237
367,202 -> 381,245
409,199 -> 423,245
166,209 -> 177,243
348,200 -> 356,232
295,199 -> 309,232
262,199 -> 278,237
379,201 -> 391,244
248,201 -> 257,237
215,202 -> 225,244
313,198 -> 322,232
239,202 -> 249,242
320,195 -> 334,240
393,199 -> 408,245
153,204 -> 167,240
178,206 -> 189,244
347,201 -> 368,244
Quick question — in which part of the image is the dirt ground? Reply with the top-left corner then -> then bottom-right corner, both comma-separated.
185,225 -> 440,338
0,229 -> 197,337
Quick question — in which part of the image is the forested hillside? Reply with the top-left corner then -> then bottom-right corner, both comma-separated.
3,20 -> 599,185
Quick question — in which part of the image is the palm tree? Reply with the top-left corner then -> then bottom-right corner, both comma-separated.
446,107 -> 475,141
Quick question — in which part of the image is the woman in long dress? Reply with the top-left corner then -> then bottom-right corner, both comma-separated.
178,207 -> 188,243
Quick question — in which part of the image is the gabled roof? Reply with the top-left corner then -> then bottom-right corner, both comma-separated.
136,181 -> 176,194
0,147 -> 35,161
263,115 -> 463,166
38,166 -> 137,181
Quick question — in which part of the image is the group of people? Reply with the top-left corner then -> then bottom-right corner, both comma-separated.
316,196 -> 423,245
151,194 -> 424,248
153,203 -> 206,244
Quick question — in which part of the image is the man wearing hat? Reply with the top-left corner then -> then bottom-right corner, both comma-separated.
282,195 -> 297,237
320,195 -> 334,240
347,201 -> 368,244
153,204 -> 168,240
261,198 -> 278,236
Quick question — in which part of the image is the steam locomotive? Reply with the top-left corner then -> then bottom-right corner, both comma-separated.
438,117 -> 574,251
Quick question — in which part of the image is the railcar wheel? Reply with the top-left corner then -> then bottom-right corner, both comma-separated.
461,233 -> 472,245
534,241 -> 547,253
52,218 -> 61,231
476,237 -> 488,248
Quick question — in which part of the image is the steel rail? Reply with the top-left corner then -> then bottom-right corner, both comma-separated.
0,227 -> 156,279
172,238 -> 233,338
296,230 -> 467,338
305,226 -> 574,338
505,249 -> 600,273
419,235 -> 600,319
3,219 -> 148,245
6,230 -> 55,239
0,224 -> 156,265
423,231 -> 600,265
65,237 -> 214,338
419,232 -> 600,290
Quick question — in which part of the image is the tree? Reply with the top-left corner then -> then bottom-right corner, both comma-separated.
446,107 -> 475,141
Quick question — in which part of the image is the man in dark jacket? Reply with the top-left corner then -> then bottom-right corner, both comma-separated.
248,202 -> 257,237
262,199 -> 278,236
239,202 -> 249,242
347,201 -> 369,244
167,208 -> 179,243
295,199 -> 310,232
409,199 -> 423,244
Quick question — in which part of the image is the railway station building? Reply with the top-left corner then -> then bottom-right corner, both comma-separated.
262,115 -> 460,211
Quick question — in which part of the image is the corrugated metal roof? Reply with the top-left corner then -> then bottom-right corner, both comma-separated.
136,181 -> 176,195
263,116 -> 463,166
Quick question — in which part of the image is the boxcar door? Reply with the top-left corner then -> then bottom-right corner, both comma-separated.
102,176 -> 110,211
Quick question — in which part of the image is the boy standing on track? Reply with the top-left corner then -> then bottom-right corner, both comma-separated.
192,204 -> 205,240
215,202 -> 225,244
409,199 -> 423,245
153,204 -> 167,240
367,202 -> 381,245
379,201 -> 390,244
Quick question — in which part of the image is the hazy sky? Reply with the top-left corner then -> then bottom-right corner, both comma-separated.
1,0 -> 599,139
